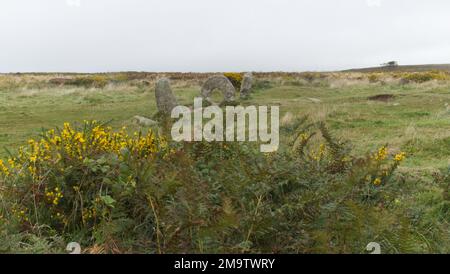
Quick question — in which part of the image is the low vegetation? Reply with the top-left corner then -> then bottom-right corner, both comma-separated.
1,119 -> 448,253
0,71 -> 448,253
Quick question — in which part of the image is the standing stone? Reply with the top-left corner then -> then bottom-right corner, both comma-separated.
155,78 -> 178,115
201,75 -> 236,105
240,72 -> 254,98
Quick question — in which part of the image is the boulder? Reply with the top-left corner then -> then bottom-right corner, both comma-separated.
240,72 -> 254,98
201,75 -> 236,105
155,78 -> 178,115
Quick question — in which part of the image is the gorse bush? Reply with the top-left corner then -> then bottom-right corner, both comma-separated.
224,73 -> 243,89
0,120 -> 448,253
399,71 -> 450,83
298,72 -> 327,82
66,76 -> 109,88
0,121 -> 169,240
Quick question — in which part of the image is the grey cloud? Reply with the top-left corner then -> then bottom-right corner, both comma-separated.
0,0 -> 449,72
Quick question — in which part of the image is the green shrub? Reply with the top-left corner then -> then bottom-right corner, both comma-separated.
252,79 -> 273,91
110,72 -> 148,83
368,73 -> 380,83
401,71 -> 450,83
0,119 -> 447,253
66,75 -> 108,88
299,72 -> 326,82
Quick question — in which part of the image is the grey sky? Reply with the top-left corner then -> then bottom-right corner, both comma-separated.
1,0 -> 450,72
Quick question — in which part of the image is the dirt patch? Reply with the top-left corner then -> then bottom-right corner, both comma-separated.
368,94 -> 395,102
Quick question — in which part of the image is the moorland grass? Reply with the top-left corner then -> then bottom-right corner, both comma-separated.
0,73 -> 448,171
0,72 -> 448,253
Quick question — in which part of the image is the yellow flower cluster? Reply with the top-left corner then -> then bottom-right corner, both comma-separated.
394,152 -> 406,162
46,187 -> 64,206
21,138 -> 54,178
8,158 -> 16,169
373,147 -> 406,163
0,160 -> 9,176
0,121 -> 167,179
310,143 -> 327,161
368,148 -> 407,187
11,207 -> 29,222
82,207 -> 97,223
374,146 -> 388,161
76,121 -> 162,157
373,178 -> 382,186
224,72 -> 243,88
299,133 -> 309,142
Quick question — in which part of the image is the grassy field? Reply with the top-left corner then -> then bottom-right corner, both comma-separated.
0,71 -> 449,253
344,63 -> 450,73
0,72 -> 448,172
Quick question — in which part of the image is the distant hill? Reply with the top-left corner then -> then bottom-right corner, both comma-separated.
343,64 -> 450,73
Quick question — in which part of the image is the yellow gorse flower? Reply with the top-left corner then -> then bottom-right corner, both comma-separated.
11,207 -> 29,222
299,133 -> 309,142
0,159 -> 9,176
309,143 -> 327,161
373,178 -> 382,186
1,121 -> 167,180
46,187 -> 64,206
8,158 -> 16,168
394,152 -> 406,162
374,146 -> 388,161
82,207 -> 97,223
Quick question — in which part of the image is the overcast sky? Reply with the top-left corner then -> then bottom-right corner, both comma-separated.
1,0 -> 450,72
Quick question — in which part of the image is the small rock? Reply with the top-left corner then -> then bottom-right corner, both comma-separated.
307,97 -> 322,103
133,116 -> 158,126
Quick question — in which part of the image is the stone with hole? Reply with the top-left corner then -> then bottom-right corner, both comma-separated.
155,78 -> 178,115
201,75 -> 236,105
